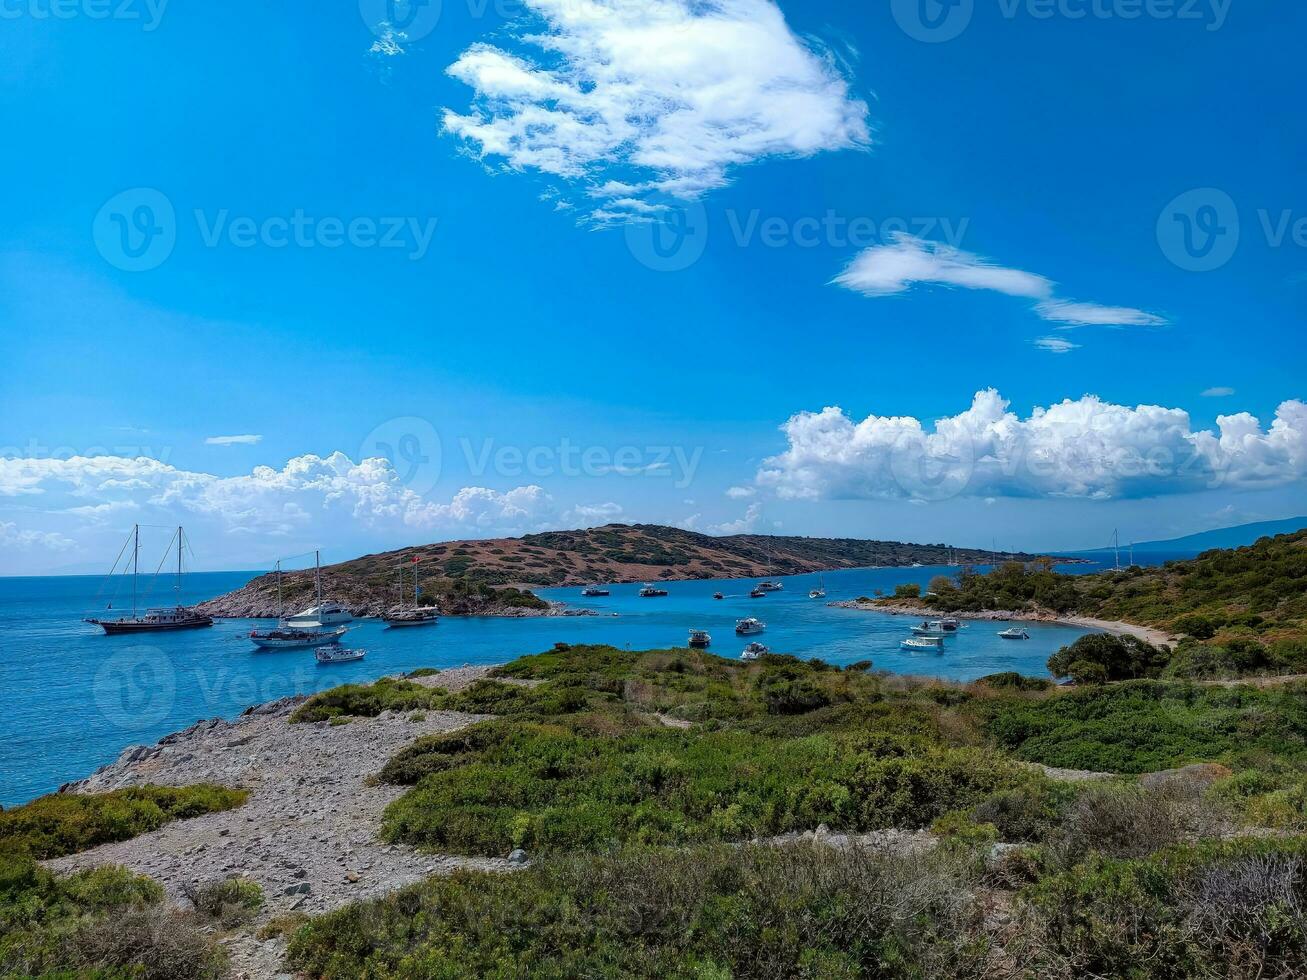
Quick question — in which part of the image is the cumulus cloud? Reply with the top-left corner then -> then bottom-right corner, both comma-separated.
833,234 -> 1163,330
0,453 -> 559,540
205,434 -> 262,446
0,521 -> 74,551
565,501 -> 624,524
757,389 -> 1307,502
725,485 -> 756,498
709,502 -> 762,534
441,0 -> 869,219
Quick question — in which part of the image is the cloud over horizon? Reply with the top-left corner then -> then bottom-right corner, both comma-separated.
441,0 -> 870,220
757,389 -> 1307,503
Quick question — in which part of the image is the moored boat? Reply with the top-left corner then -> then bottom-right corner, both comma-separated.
383,559 -> 439,627
911,622 -> 949,637
756,581 -> 783,592
808,575 -> 826,599
997,627 -> 1031,640
638,584 -> 669,597
286,602 -> 352,628
688,629 -> 711,649
901,637 -> 943,651
315,645 -> 365,664
581,585 -> 611,597
85,525 -> 214,634
740,641 -> 769,661
252,624 -> 347,649
735,617 -> 765,636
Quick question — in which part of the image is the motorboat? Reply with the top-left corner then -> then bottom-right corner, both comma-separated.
998,627 -> 1031,640
85,525 -> 214,634
939,617 -> 961,631
735,617 -> 765,636
581,585 -> 611,597
638,584 -> 669,597
688,629 -> 711,649
286,601 -> 352,628
740,642 -> 769,661
911,623 -> 950,637
756,581 -> 783,592
749,587 -> 766,598
901,637 -> 943,651
713,592 -> 725,600
315,646 -> 365,665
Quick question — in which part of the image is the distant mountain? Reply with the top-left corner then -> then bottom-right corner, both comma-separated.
1115,517 -> 1307,555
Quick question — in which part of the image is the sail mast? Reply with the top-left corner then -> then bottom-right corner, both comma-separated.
315,550 -> 322,608
275,560 -> 283,621
176,525 -> 183,602
133,523 -> 139,617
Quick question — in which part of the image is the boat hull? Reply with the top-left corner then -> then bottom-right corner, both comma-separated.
91,617 -> 213,634
383,617 -> 439,627
251,627 -> 347,649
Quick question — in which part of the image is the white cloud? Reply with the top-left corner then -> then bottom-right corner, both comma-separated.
565,501 -> 624,524
368,24 -> 408,57
1032,336 -> 1081,354
0,453 -> 558,540
833,234 -> 1163,331
1203,386 -> 1237,398
0,521 -> 74,551
725,485 -> 756,498
709,502 -> 762,534
757,389 -> 1307,502
441,0 -> 869,218
205,434 -> 263,446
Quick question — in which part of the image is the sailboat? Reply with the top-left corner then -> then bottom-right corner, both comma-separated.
383,559 -> 439,627
86,525 -> 214,634
808,574 -> 826,600
250,552 -> 347,649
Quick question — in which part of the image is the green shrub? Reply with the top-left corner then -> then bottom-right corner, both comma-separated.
183,876 -> 264,928
0,785 -> 248,860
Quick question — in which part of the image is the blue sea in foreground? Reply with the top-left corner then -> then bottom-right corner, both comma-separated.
0,554 -> 1185,807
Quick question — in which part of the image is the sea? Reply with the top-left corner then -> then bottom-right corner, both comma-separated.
0,554 -> 1187,807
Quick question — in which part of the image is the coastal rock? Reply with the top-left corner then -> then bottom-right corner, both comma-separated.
44,664 -> 517,967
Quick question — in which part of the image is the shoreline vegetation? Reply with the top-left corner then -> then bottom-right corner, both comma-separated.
196,522 -> 1069,619
7,533 -> 1305,977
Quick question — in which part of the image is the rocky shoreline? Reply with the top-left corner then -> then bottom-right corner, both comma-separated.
830,599 -> 1177,647
196,591 -> 592,620
46,666 -> 514,979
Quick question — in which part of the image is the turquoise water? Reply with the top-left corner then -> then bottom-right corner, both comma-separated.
0,558 -> 1153,807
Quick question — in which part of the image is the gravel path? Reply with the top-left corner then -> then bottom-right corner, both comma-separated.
45,666 -> 512,978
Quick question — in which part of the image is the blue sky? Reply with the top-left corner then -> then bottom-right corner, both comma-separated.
1,0 -> 1304,573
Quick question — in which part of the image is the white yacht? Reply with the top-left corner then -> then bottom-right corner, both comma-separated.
740,641 -> 769,661
688,629 -> 712,649
901,637 -> 943,651
315,646 -> 365,664
251,552 -> 350,649
998,627 -> 1031,640
286,601 -> 352,628
735,617 -> 766,636
808,575 -> 826,600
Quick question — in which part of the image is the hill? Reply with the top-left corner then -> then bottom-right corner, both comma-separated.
879,530 -> 1307,679
1082,516 -> 1307,555
197,523 -> 1049,618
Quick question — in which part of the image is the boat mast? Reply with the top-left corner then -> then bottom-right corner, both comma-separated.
133,523 -> 139,617
275,560 -> 283,621
176,525 -> 183,603
315,550 -> 322,608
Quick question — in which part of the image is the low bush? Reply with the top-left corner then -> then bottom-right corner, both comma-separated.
0,784 -> 248,860
183,876 -> 264,928
288,843 -> 997,979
